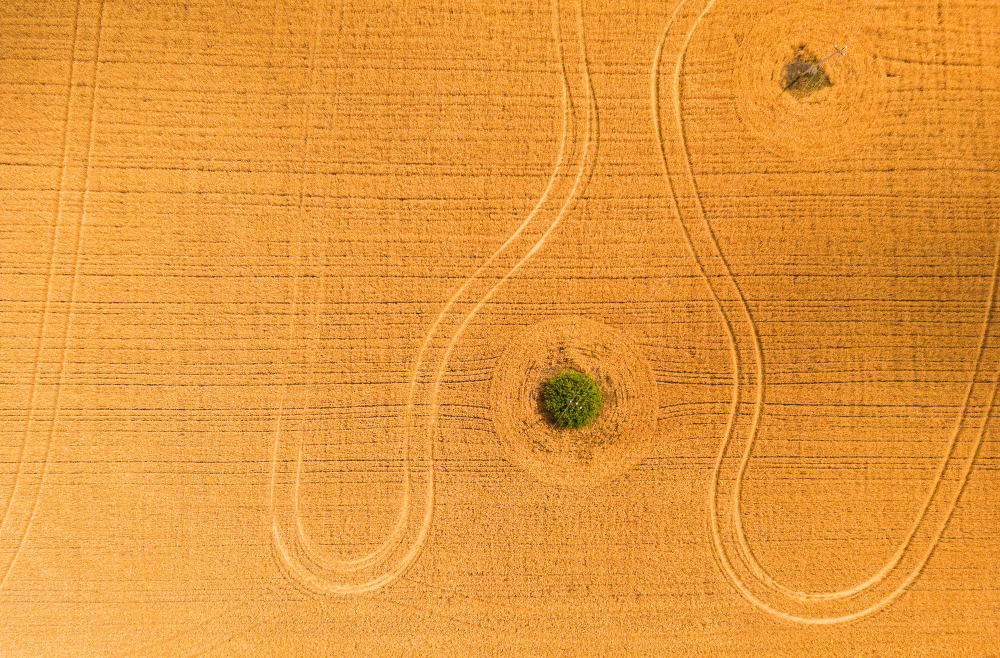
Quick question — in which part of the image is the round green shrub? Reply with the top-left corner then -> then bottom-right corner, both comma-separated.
542,369 -> 602,429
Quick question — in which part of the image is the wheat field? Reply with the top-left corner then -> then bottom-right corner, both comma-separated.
1,0 -> 999,655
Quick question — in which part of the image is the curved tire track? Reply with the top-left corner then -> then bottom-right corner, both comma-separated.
0,0 -> 104,591
269,0 -> 597,595
652,0 -> 998,624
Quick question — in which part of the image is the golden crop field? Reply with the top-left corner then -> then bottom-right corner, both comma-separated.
1,0 -> 999,654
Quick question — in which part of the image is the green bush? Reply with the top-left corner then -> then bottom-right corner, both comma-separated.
542,369 -> 602,429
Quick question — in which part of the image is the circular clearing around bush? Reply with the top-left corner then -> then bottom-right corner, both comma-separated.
490,316 -> 658,489
542,369 -> 602,429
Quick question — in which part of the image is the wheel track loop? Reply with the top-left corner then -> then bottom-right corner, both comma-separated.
651,0 -> 998,624
269,0 -> 598,595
